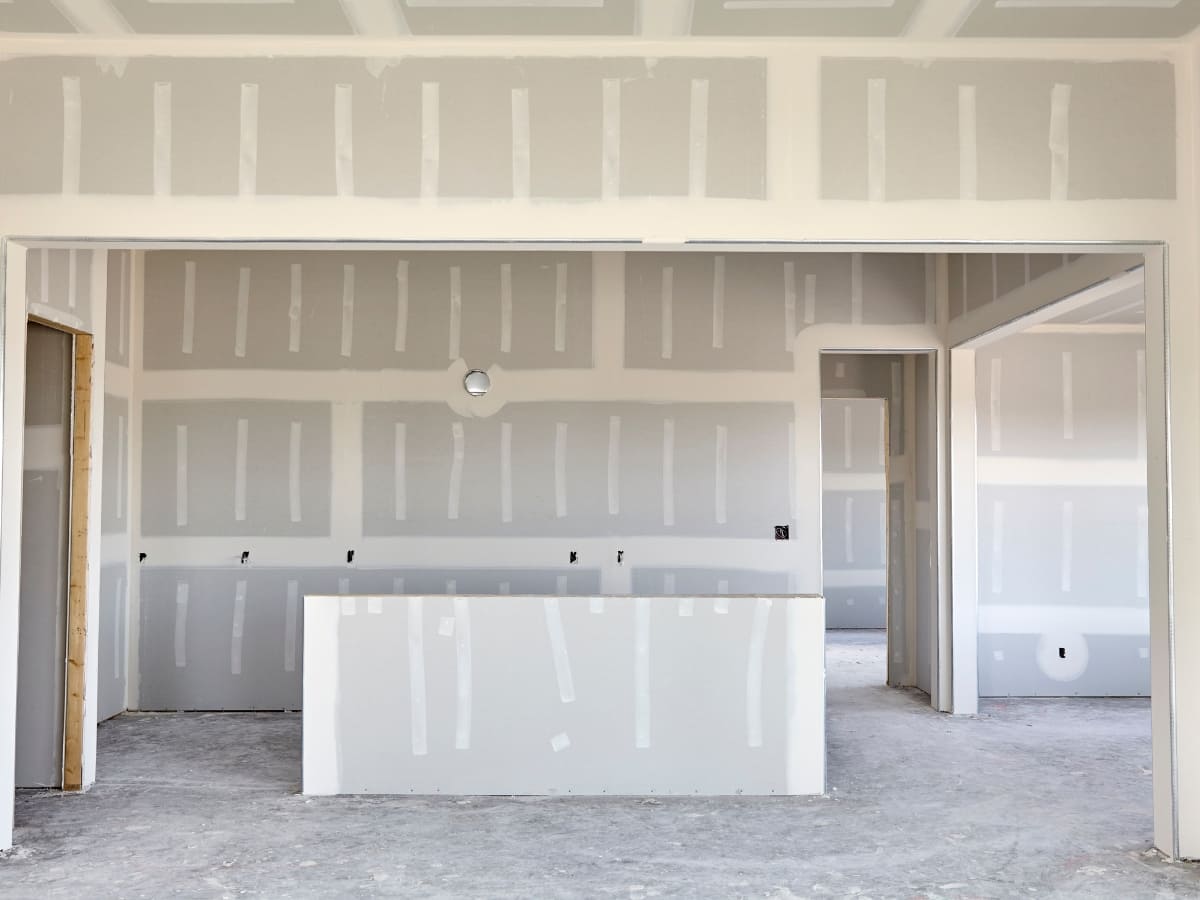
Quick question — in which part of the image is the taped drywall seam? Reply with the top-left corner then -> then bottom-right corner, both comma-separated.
175,424 -> 188,527
116,415 -> 125,521
511,87 -> 530,200
1049,83 -> 1072,202
634,596 -> 650,749
1136,348 -> 1147,457
664,573 -> 676,594
689,78 -> 709,199
679,597 -> 695,617
991,500 -> 1004,595
1060,500 -> 1073,593
239,83 -> 259,197
989,357 -> 1002,452
394,422 -> 407,521
234,266 -> 250,358
715,424 -> 728,525
958,85 -> 977,201
454,597 -> 472,750
231,580 -> 247,676
1061,350 -> 1074,439
500,421 -> 513,523
850,253 -> 864,324
1137,504 -> 1149,600
556,575 -> 569,596
543,597 -> 576,703
660,266 -> 674,360
866,78 -> 886,203
113,576 -> 125,680
408,597 -> 428,755
499,263 -> 513,353
448,421 -> 464,520
715,579 -> 730,614
395,261 -> 409,353
67,249 -> 78,309
153,82 -> 172,196
174,582 -> 188,668
555,262 -> 568,353
608,415 -> 620,515
285,580 -> 299,673
844,497 -> 855,564
393,576 -> 405,594
804,273 -> 817,326
555,422 -> 568,518
590,597 -> 604,614
498,581 -> 510,595
788,421 -> 797,522
783,261 -> 797,350
340,264 -> 355,359
234,418 -> 248,522
602,78 -> 621,200
712,255 -> 725,349
334,84 -> 354,197
289,263 -> 302,353
746,597 -> 772,748
842,404 -> 853,469
62,76 -> 81,195
289,421 -> 302,523
448,265 -> 462,360
421,82 -> 440,200
181,260 -> 195,354
663,417 -> 676,527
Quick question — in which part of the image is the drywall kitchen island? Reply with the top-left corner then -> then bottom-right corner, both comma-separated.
303,594 -> 825,796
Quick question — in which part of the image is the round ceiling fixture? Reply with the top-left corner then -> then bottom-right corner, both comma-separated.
464,369 -> 491,397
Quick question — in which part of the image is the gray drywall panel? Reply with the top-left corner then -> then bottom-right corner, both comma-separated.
948,253 -> 1068,321
823,588 -> 888,629
142,251 -> 593,371
630,569 -> 790,596
106,251 -> 131,366
692,0 -> 920,36
110,0 -> 353,35
821,60 -> 1175,201
959,2 -> 1200,40
362,401 -> 792,538
821,490 -> 886,571
0,0 -> 74,33
101,394 -> 129,536
98,565 -> 128,722
979,635 -> 1150,697
399,1 -> 635,35
26,249 -> 93,329
138,567 -> 600,711
0,58 -> 81,194
141,400 -> 332,537
328,595 -> 790,794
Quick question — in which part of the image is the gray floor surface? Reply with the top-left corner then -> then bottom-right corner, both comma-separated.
2,631 -> 1198,899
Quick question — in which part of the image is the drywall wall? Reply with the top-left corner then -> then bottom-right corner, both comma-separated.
975,330 -> 1148,697
303,593 -> 825,796
133,248 -> 933,710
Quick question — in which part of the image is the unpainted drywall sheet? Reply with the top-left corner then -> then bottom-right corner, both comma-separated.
303,594 -> 825,796
135,249 -> 932,710
975,331 -> 1148,696
946,252 -> 1083,320
0,56 -> 765,200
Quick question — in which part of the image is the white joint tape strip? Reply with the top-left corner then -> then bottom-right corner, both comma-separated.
235,266 -> 249,358
746,597 -> 772,748
340,264 -> 355,359
788,421 -> 797,522
1137,504 -> 1149,600
231,580 -> 247,676
634,596 -> 651,749
783,261 -> 796,351
289,421 -> 302,523
601,78 -> 621,200
448,265 -> 462,360
421,81 -> 440,200
448,421 -> 464,520
1060,500 -> 1073,593
284,580 -> 299,673
62,76 -> 81,195
446,579 -> 456,594
334,83 -> 354,197
989,358 -> 1002,452
408,597 -> 428,756
804,273 -> 817,326
555,422 -> 568,518
67,249 -> 78,310
116,415 -> 125,521
500,421 -> 513,523
393,576 -> 405,594
174,582 -> 189,668
395,260 -> 409,353
1061,351 -> 1074,439
153,81 -> 172,197
607,415 -> 621,515
715,424 -> 728,525
554,262 -> 568,353
288,264 -> 303,354
660,266 -> 674,360
958,84 -> 977,202
712,255 -> 725,349
499,263 -> 513,353
454,597 -> 472,750
114,576 -> 125,680
511,87 -> 530,200
664,572 -> 676,594
182,260 -> 196,354
1136,349 -> 1147,458
556,575 -> 568,596
850,253 -> 864,324
662,417 -> 675,527
589,596 -> 605,614
498,581 -> 510,595
550,732 -> 571,753
844,496 -> 855,564
394,422 -> 407,521
175,424 -> 188,527
688,77 -> 709,199
367,596 -> 382,615
543,597 -> 576,703
239,83 -> 258,197
1049,83 -> 1071,202
866,78 -> 886,203
991,500 -> 1005,595
438,616 -> 456,637
678,597 -> 694,617
234,417 -> 248,522
842,405 -> 853,469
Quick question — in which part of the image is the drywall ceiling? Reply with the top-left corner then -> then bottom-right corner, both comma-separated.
1045,278 -> 1145,324
4,0 -> 1198,39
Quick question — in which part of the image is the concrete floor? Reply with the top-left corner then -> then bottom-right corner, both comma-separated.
2,631 -> 1198,899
